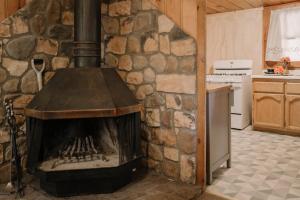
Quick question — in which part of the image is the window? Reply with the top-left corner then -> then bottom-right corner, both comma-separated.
266,7 -> 300,61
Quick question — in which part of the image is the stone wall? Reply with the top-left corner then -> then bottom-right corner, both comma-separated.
0,0 -> 198,185
102,0 -> 198,184
0,0 -> 74,183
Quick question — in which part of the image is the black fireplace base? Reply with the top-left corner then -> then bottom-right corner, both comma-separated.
36,157 -> 143,197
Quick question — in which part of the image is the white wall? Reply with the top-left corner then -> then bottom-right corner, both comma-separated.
206,8 -> 264,75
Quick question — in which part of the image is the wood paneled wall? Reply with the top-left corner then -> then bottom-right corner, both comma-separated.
206,8 -> 264,74
150,0 -> 198,38
0,0 -> 26,22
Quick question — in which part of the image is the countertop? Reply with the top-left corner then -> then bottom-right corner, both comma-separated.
252,74 -> 300,80
206,83 -> 232,94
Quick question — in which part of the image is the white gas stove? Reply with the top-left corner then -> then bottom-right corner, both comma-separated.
207,60 -> 253,130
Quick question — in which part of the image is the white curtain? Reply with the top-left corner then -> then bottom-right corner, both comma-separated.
266,7 -> 300,61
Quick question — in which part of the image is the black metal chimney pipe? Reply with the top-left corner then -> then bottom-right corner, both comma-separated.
74,0 -> 101,68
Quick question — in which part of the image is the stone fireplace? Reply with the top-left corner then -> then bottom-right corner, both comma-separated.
0,0 -> 199,192
23,0 -> 142,197
25,68 -> 142,196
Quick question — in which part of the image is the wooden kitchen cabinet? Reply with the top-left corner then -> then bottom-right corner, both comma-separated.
285,95 -> 300,132
252,79 -> 300,136
253,93 -> 285,129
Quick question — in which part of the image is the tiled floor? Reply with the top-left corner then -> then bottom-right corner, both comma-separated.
0,173 -> 203,200
208,127 -> 300,200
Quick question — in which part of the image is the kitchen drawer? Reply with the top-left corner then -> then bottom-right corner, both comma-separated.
253,81 -> 284,93
286,82 -> 300,95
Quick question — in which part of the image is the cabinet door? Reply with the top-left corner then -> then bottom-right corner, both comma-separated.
285,95 -> 300,132
253,93 -> 285,129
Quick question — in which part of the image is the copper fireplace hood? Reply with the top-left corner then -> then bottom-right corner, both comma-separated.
25,68 -> 141,120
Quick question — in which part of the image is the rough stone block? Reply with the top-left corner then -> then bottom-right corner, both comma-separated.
156,74 -> 196,94
144,34 -> 159,53
145,93 -> 165,108
120,17 -> 134,35
127,71 -> 143,85
165,56 -> 178,73
136,84 -> 154,100
178,129 -> 196,154
182,95 -> 196,111
5,36 -> 36,60
134,12 -> 153,32
141,0 -> 155,10
102,16 -> 119,34
162,160 -> 179,179
106,36 -> 127,55
160,110 -> 173,128
0,129 -> 9,144
147,158 -> 161,173
166,94 -> 182,110
3,79 -> 19,93
127,35 -> 141,53
109,0 -> 131,17
180,155 -> 196,184
52,57 -> 70,70
146,109 -> 160,127
21,70 -> 38,94
148,143 -> 163,161
143,68 -> 155,83
36,38 -> 59,55
12,16 -> 28,35
30,14 -> 46,35
154,128 -> 176,147
0,162 -> 10,184
164,147 -> 179,162
105,53 -> 119,67
171,39 -> 196,56
158,15 -> 174,33
118,55 -> 132,71
62,11 -> 74,25
150,53 -> 166,73
0,144 -> 3,164
2,58 -> 28,77
179,56 -> 196,73
133,55 -> 147,69
0,24 -> 11,37
47,24 -> 73,40
174,111 -> 196,130
160,34 -> 170,55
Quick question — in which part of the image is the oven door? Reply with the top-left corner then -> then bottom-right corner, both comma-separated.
230,83 -> 243,114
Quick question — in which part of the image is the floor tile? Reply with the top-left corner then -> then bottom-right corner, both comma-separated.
208,127 -> 300,200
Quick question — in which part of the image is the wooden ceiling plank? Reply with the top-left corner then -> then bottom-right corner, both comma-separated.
228,0 -> 254,9
207,1 -> 228,13
245,0 -> 263,7
263,0 -> 299,7
214,0 -> 243,11
206,7 -> 218,14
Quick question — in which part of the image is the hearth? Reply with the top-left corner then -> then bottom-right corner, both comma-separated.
24,0 -> 142,197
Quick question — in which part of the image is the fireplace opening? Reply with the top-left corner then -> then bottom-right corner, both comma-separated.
30,115 -> 141,172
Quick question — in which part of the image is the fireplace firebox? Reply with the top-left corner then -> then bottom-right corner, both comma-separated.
24,0 -> 143,197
